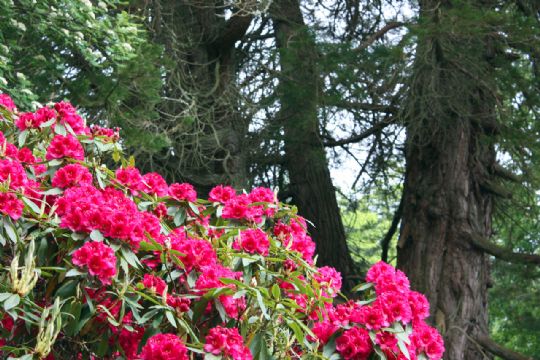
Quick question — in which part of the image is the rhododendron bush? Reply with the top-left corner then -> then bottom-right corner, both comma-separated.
0,93 -> 444,360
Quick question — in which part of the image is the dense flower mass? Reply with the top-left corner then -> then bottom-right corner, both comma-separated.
140,333 -> 188,360
72,241 -> 117,285
0,92 -> 443,360
204,326 -> 252,360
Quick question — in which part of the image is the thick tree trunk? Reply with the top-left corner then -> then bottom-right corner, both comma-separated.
397,1 -> 498,358
271,0 -> 357,288
135,1 -> 251,193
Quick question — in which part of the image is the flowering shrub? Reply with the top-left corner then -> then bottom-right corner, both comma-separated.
0,93 -> 444,359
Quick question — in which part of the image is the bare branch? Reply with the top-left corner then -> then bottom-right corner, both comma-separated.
354,22 -> 405,53
215,14 -> 254,52
381,196 -> 403,262
493,163 -> 523,183
476,334 -> 534,360
323,117 -> 396,147
323,99 -> 398,114
470,233 -> 540,265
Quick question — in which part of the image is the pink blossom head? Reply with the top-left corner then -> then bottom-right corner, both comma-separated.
204,326 -> 252,360
233,228 -> 270,256
313,266 -> 342,297
45,135 -> 85,161
209,185 -> 236,203
169,182 -> 197,202
336,327 -> 372,360
140,333 -> 188,360
72,241 -> 117,285
0,93 -> 16,111
52,164 -> 93,189
141,172 -> 168,197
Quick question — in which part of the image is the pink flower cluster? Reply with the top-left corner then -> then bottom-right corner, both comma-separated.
0,93 -> 16,111
233,228 -> 270,255
46,135 -> 85,160
204,326 -> 252,360
0,192 -> 24,220
72,241 -> 117,285
167,229 -> 217,272
13,102 -> 88,134
274,217 -> 316,263
55,185 -> 161,249
210,185 -> 277,223
195,263 -> 246,319
140,333 -> 188,360
0,93 -> 444,360
309,261 -> 444,360
52,164 -> 93,188
313,266 -> 342,297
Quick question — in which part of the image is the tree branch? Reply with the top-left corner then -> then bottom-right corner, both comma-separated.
354,22 -> 405,53
323,99 -> 398,114
215,14 -> 254,52
493,163 -> 522,183
476,334 -> 534,360
323,117 -> 396,147
381,196 -> 403,262
470,233 -> 540,265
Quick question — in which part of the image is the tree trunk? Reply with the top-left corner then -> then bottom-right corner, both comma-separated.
271,0 -> 357,288
397,0 -> 498,358
134,1 -> 252,194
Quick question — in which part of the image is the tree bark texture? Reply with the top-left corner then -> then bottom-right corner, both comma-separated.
397,0 -> 499,358
136,1 -> 251,193
271,0 -> 357,288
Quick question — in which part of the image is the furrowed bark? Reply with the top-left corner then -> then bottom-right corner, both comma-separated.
397,0 -> 499,358
271,0 -> 357,289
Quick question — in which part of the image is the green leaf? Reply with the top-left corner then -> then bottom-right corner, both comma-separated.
287,320 -> 304,344
22,196 -> 42,215
18,130 -> 27,147
271,284 -> 281,300
165,311 -> 177,328
90,229 -> 104,242
397,339 -> 411,360
0,293 -> 13,302
3,294 -> 20,311
65,269 -> 83,277
42,188 -> 63,196
121,247 -> 141,269
3,218 -> 18,244
352,282 -> 373,292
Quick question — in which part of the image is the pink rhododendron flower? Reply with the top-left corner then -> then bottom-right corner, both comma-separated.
54,101 -> 88,134
233,228 -> 270,255
221,194 -> 251,219
166,295 -> 191,312
142,274 -> 167,294
169,182 -> 197,202
411,321 -> 445,360
168,229 -> 217,272
46,135 -> 84,160
72,241 -> 117,285
204,326 -> 252,360
141,172 -> 168,196
90,125 -> 120,142
209,185 -> 237,203
313,266 -> 342,297
0,192 -> 23,220
115,166 -> 143,193
336,327 -> 372,360
0,158 -> 28,189
52,164 -> 93,188
310,321 -> 338,345
140,333 -> 188,360
0,93 -> 16,111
